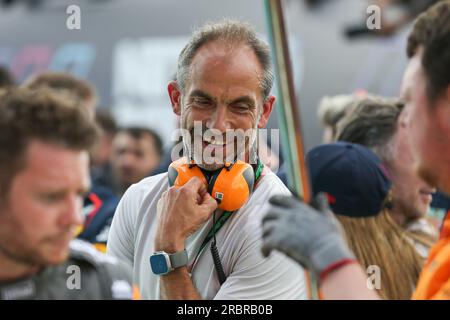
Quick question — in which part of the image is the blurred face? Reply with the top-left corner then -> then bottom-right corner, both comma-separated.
168,41 -> 275,170
400,49 -> 450,194
387,123 -> 436,223
0,141 -> 89,271
111,132 -> 161,189
91,132 -> 114,167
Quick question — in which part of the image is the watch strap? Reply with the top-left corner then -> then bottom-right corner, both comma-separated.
169,249 -> 188,269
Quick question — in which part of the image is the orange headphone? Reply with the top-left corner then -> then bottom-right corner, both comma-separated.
168,158 -> 260,211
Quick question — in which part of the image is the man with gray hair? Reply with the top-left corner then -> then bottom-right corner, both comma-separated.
107,20 -> 306,299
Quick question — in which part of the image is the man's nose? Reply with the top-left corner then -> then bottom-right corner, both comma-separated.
120,152 -> 136,168
59,194 -> 84,228
207,105 -> 231,132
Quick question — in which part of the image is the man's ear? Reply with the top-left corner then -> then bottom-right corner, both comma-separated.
258,95 -> 276,128
168,81 -> 182,116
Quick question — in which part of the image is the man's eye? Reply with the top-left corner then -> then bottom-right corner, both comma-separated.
41,194 -> 64,203
193,98 -> 213,107
231,104 -> 249,112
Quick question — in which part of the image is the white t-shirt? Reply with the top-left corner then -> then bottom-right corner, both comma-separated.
107,170 -> 307,300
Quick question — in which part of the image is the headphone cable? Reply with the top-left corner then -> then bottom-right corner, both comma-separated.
210,211 -> 227,285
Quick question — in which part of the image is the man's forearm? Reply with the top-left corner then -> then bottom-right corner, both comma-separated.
160,267 -> 202,300
155,232 -> 202,300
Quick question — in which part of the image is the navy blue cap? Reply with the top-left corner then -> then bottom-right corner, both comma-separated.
306,142 -> 391,217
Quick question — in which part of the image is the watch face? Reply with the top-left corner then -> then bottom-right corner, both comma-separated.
150,254 -> 170,275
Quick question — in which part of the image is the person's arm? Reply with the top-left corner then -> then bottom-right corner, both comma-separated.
159,268 -> 201,300
321,264 -> 380,300
155,177 -> 217,300
261,193 -> 381,300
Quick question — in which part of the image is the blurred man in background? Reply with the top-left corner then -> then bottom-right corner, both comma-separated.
0,88 -> 133,300
110,127 -> 163,197
90,108 -> 118,189
22,71 -> 120,252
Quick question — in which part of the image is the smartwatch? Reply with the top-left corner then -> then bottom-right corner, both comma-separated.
150,249 -> 188,275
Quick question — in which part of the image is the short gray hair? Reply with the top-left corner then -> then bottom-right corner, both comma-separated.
177,20 -> 274,100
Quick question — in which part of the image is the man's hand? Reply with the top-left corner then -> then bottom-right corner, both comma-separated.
261,193 -> 356,280
155,177 -> 218,253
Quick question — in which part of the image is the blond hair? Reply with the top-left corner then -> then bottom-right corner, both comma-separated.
337,210 -> 423,300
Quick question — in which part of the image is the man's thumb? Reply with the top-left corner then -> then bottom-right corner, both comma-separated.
201,192 -> 218,210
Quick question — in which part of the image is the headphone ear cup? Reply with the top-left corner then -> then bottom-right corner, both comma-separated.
167,165 -> 180,187
211,161 -> 255,211
242,165 -> 255,193
168,159 -> 208,188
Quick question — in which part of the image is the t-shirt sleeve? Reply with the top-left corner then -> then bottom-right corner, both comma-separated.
106,185 -> 138,269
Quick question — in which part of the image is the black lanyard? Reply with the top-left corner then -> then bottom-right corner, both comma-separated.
197,210 -> 233,255
193,160 -> 264,279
